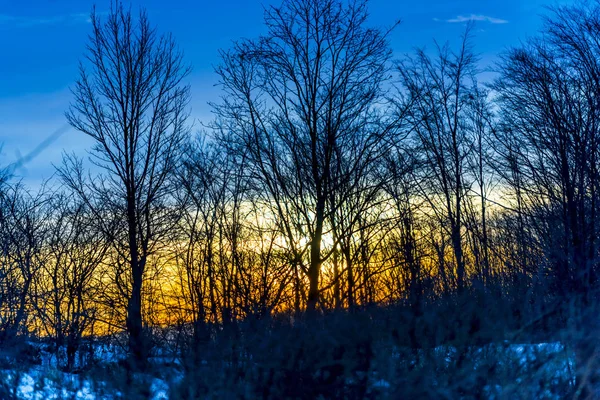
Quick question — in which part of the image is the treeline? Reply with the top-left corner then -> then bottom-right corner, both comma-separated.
2,0 -> 600,395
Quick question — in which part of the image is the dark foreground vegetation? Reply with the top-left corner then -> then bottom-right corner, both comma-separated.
3,0 -> 600,398
0,297 -> 590,398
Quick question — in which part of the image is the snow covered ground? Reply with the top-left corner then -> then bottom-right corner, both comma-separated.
0,341 -> 581,399
2,368 -> 170,400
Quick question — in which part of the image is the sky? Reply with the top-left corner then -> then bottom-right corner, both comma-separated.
0,0 -> 572,186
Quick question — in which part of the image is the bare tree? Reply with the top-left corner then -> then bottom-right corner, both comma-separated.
63,4 -> 190,368
493,2 -> 600,394
463,86 -> 495,288
0,183 -> 49,342
398,29 -> 478,293
34,192 -> 108,371
215,0 -> 396,312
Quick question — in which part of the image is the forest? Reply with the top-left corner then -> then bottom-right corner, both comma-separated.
1,0 -> 600,398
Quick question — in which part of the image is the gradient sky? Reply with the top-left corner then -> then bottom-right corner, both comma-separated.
0,0 -> 571,186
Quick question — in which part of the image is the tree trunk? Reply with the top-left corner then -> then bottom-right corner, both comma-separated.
307,198 -> 325,312
333,245 -> 341,310
451,221 -> 465,293
126,192 -> 146,369
127,259 -> 146,369
344,246 -> 355,310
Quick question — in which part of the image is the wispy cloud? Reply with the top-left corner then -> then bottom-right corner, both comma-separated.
0,13 -> 90,28
441,14 -> 509,24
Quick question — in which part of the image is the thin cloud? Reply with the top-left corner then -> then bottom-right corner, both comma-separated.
0,13 -> 90,28
443,14 -> 509,24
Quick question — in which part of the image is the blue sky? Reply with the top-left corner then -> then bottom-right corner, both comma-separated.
0,0 -> 571,185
